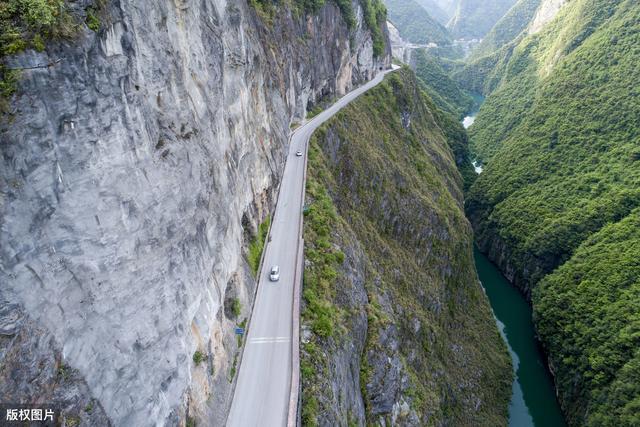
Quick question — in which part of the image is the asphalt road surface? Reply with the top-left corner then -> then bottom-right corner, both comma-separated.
226,65 -> 398,427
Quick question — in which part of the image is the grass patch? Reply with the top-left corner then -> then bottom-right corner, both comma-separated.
57,362 -> 71,381
228,354 -> 238,382
65,416 -> 80,427
231,298 -> 241,318
306,104 -> 323,120
301,393 -> 319,426
247,216 -> 271,277
85,7 -> 100,32
302,172 -> 345,339
0,65 -> 19,112
192,351 -> 205,366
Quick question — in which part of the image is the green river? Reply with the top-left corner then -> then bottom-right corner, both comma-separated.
474,248 -> 566,427
465,104 -> 566,426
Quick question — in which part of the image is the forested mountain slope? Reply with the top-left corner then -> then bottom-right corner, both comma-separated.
447,0 -> 519,39
465,0 -> 640,424
385,0 -> 452,45
301,68 -> 511,425
410,49 -> 474,118
414,0 -> 450,25
468,0 -> 541,60
534,210 -> 640,426
453,0 -> 566,95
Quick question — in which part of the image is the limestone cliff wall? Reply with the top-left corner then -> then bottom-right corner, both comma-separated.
0,1 -> 390,425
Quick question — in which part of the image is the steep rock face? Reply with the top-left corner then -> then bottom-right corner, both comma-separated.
0,0 -> 390,425
387,21 -> 411,63
300,68 -> 511,426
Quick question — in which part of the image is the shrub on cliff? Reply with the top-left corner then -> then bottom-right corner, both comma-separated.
249,0 -> 387,56
0,0 -> 105,112
300,67 -> 511,425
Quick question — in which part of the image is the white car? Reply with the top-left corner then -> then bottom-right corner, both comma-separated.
269,265 -> 280,282
295,150 -> 303,157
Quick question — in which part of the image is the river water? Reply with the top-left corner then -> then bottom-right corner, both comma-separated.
464,104 -> 566,425
474,249 -> 566,426
462,115 -> 476,129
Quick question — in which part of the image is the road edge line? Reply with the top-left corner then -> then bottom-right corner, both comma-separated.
224,138 -> 287,425
287,119 -> 309,427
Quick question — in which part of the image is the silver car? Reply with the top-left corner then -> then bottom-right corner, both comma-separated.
269,265 -> 280,282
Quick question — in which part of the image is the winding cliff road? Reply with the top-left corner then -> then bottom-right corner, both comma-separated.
226,65 -> 399,427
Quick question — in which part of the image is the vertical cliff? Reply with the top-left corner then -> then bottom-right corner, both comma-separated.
301,68 -> 511,426
0,0 -> 390,425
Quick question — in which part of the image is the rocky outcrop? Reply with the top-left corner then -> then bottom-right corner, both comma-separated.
388,21 -> 411,63
527,0 -> 566,34
0,1 -> 390,425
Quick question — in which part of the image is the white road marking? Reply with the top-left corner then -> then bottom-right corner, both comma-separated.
249,337 -> 291,344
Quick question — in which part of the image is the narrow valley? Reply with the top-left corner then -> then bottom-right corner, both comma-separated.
0,0 -> 637,425
389,0 -> 640,425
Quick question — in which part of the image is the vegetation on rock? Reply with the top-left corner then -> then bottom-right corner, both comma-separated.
249,0 -> 388,56
0,0 -> 105,111
0,0 -> 70,55
192,351 -> 205,366
1,0 -> 64,110
247,216 -> 271,277
411,48 -> 474,118
301,67 -> 511,425
468,0 -> 540,60
385,0 -> 452,45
